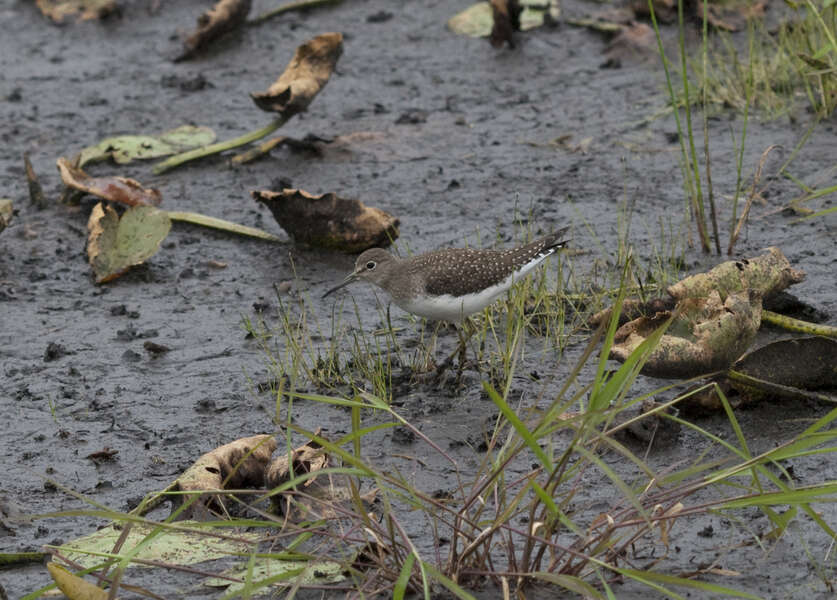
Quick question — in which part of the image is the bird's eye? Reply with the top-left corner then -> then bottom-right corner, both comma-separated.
365,261 -> 376,270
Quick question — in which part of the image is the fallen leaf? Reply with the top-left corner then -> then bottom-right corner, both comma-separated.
58,157 -> 162,207
204,557 -> 345,593
0,199 -> 12,234
611,290 -> 763,378
172,435 -> 277,520
176,0 -> 252,62
448,0 -> 559,39
733,337 -> 837,392
87,202 -> 172,283
252,188 -> 400,252
266,430 -> 379,522
490,0 -> 522,48
78,125 -> 216,167
603,22 -> 656,65
52,522 -> 262,570
24,152 -> 47,210
36,0 -> 117,23
46,563 -> 109,600
667,247 -> 805,301
251,32 -> 343,118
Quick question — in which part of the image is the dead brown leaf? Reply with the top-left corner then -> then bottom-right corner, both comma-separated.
265,431 -> 379,522
668,247 -> 805,301
58,157 -> 161,207
176,0 -> 252,62
251,32 -> 343,118
490,0 -> 522,48
171,434 -> 277,520
24,153 -> 47,210
36,0 -> 117,23
253,188 -> 400,252
612,290 -> 763,379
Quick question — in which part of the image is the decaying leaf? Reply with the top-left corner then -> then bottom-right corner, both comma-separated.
58,157 -> 162,207
732,337 -> 837,394
176,0 -> 252,62
265,432 -> 328,491
266,431 -> 378,522
172,435 -> 277,519
36,0 -> 117,23
448,0 -> 559,39
490,0 -> 522,48
251,32 -> 343,117
611,290 -> 763,379
52,522 -> 261,570
0,199 -> 12,235
87,202 -> 172,283
24,153 -> 47,210
668,247 -> 805,301
253,188 -> 399,252
603,22 -> 656,64
204,557 -> 345,593
46,563 -> 109,600
78,125 -> 216,167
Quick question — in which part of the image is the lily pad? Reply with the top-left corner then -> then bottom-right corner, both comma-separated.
52,521 -> 262,570
78,125 -> 216,167
205,558 -> 345,593
87,202 -> 172,283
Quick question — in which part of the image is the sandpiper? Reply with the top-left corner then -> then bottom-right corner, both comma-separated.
322,228 -> 570,321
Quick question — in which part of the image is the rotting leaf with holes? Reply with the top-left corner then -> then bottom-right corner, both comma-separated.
251,32 -> 343,117
78,125 -> 216,167
87,202 -> 172,283
58,157 -> 162,207
171,434 -> 277,521
175,0 -> 252,62
265,430 -> 379,522
611,290 -> 763,379
35,0 -> 117,23
253,188 -> 399,252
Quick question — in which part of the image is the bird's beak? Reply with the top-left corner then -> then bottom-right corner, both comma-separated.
322,271 -> 360,298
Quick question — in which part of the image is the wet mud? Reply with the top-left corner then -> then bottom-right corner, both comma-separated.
1,0 -> 835,598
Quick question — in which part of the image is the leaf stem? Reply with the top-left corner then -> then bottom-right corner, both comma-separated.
152,116 -> 288,174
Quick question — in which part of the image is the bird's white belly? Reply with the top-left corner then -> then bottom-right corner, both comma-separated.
394,254 -> 546,321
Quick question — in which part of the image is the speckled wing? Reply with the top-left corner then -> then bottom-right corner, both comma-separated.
416,228 -> 569,298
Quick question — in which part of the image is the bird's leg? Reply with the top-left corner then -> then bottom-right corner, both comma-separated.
435,318 -> 476,381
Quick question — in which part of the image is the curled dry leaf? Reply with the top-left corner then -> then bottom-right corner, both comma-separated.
176,0 -> 252,62
253,188 -> 400,252
78,125 -> 216,167
251,32 -> 344,117
668,247 -> 805,301
0,199 -> 12,234
24,152 -> 47,210
172,434 -> 277,519
490,0 -> 522,48
265,432 -> 327,490
611,290 -> 763,379
266,430 -> 379,522
58,157 -> 162,207
87,202 -> 172,283
36,0 -> 117,23
46,563 -> 109,600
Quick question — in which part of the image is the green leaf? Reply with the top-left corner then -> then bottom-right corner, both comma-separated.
87,203 -> 172,283
78,125 -> 216,167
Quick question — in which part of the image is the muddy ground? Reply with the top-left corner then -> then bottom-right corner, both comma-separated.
1,0 -> 836,598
